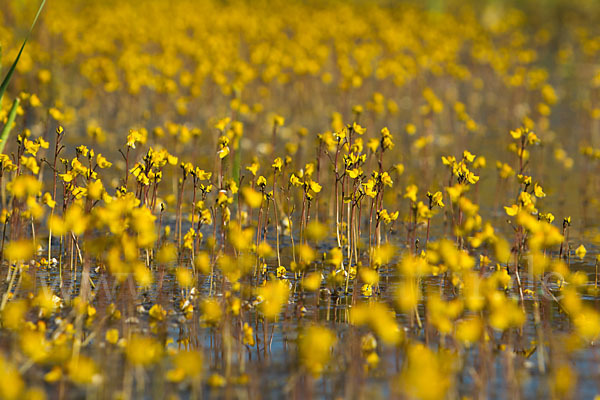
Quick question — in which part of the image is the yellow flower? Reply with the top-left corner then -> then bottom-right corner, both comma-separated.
427,191 -> 445,208
258,279 -> 290,320
462,150 -> 475,162
126,129 -> 145,149
0,356 -> 24,399
4,240 -> 35,261
361,284 -> 373,297
256,176 -> 267,188
347,168 -> 361,179
149,304 -> 167,321
381,172 -> 393,187
308,180 -> 322,194
298,326 -> 336,377
302,272 -> 322,291
276,265 -> 287,278
68,356 -> 99,385
397,344 -> 453,400
1,300 -> 27,331
510,128 -> 523,139
504,204 -> 519,216
377,209 -> 398,224
575,244 -> 587,259
87,179 -> 104,200
243,323 -> 255,346
351,302 -> 402,345
404,184 -> 418,202
246,161 -> 259,176
8,175 -> 41,199
105,329 -> 119,344
96,153 -> 112,168
217,136 -> 230,158
200,299 -> 222,326
45,366 -> 63,383
534,183 -> 546,197
455,317 -> 483,347
126,335 -> 163,366
177,267 -> 193,288
380,127 -> 394,150
207,373 -> 226,387
360,267 -> 379,285
166,350 -> 203,382
215,117 -> 231,132
133,264 -> 153,287
289,174 -> 302,187
272,157 -> 283,171
552,365 -> 576,398
352,122 -> 366,135
367,138 -> 379,152
395,279 -> 421,312
183,228 -> 196,250
42,192 -> 56,208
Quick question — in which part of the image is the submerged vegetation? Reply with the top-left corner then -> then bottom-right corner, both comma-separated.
2,0 -> 600,398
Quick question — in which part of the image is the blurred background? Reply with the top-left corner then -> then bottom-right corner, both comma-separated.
2,0 -> 600,225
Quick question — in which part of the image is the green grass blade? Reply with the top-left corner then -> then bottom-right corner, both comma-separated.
233,147 -> 241,185
0,0 -> 46,105
0,98 -> 20,154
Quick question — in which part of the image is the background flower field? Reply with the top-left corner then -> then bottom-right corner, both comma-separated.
1,0 -> 600,398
